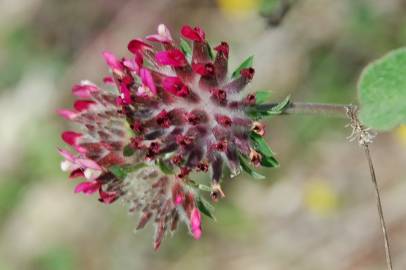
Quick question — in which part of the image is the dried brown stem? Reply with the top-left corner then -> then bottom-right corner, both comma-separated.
263,101 -> 393,270
364,145 -> 393,270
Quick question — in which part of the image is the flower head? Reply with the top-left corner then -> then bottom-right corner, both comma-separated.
58,24 -> 281,249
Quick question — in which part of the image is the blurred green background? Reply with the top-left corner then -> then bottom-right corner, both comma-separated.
0,0 -> 405,269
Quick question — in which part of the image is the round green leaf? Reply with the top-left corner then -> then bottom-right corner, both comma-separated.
358,47 -> 406,131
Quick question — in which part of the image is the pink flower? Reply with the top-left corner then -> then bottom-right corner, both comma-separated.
127,39 -> 152,55
140,68 -> 156,95
61,131 -> 82,146
102,51 -> 124,72
72,82 -> 99,98
123,59 -> 140,73
155,49 -> 187,67
103,76 -> 114,85
118,83 -> 132,105
190,208 -> 202,240
74,180 -> 101,194
99,189 -> 118,204
181,25 -> 205,42
74,100 -> 95,112
58,24 -> 277,250
162,77 -> 189,97
57,109 -> 77,120
146,24 -> 173,43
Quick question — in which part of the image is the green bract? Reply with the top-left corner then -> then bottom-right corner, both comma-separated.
231,55 -> 254,78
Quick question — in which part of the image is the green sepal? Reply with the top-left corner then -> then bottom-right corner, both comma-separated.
231,55 -> 254,78
156,159 -> 174,175
260,155 -> 279,168
207,43 -> 215,60
245,95 -> 291,120
238,154 -> 266,179
123,144 -> 135,157
265,95 -> 291,115
109,163 -> 147,180
196,194 -> 216,220
197,184 -> 212,192
250,132 -> 275,157
180,37 -> 192,59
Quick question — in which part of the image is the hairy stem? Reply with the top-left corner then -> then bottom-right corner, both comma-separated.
262,101 -> 393,269
260,101 -> 353,118
364,145 -> 393,270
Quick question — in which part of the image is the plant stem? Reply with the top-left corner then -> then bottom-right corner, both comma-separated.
364,145 -> 393,270
262,100 -> 393,269
259,101 -> 353,118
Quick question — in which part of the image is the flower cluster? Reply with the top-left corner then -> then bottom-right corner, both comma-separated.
58,24 -> 282,249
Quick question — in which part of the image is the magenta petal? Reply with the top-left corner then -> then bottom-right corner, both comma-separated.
214,42 -> 229,58
119,83 -> 132,104
103,76 -> 114,85
140,68 -> 156,95
163,76 -> 189,97
123,59 -> 140,73
155,49 -> 187,67
99,189 -> 118,204
146,34 -> 169,43
128,39 -> 152,55
76,158 -> 101,170
174,194 -> 183,205
57,109 -> 77,120
181,25 -> 205,42
61,131 -> 82,146
69,169 -> 84,179
146,24 -> 173,43
72,83 -> 99,98
74,181 -> 101,194
192,63 -> 206,75
190,208 -> 202,240
73,100 -> 95,112
74,145 -> 88,154
57,148 -> 76,162
102,51 -> 124,71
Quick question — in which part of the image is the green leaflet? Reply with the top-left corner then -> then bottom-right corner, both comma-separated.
238,154 -> 266,180
358,47 -> 406,130
231,55 -> 254,79
196,195 -> 216,220
255,90 -> 272,104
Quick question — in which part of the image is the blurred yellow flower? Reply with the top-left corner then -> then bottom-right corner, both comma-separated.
217,0 -> 260,17
395,125 -> 406,146
304,179 -> 339,216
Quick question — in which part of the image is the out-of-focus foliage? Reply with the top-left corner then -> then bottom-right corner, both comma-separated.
395,125 -> 406,146
217,0 -> 260,16
304,179 -> 339,216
